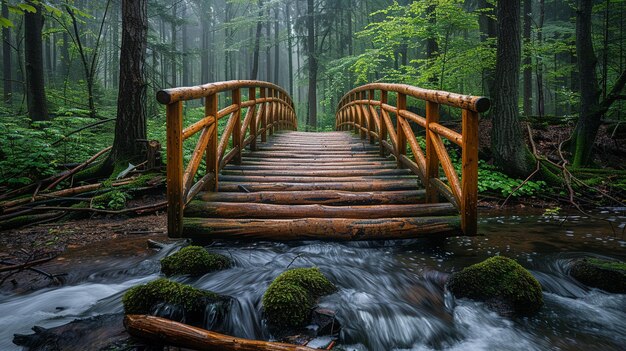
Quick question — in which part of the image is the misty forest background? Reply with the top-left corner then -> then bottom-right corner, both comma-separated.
0,0 -> 625,205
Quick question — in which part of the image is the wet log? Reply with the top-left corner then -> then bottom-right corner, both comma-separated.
197,190 -> 425,205
124,314 -> 315,351
183,216 -> 461,240
241,157 -> 391,163
185,201 -> 455,219
223,163 -> 395,171
220,168 -> 412,177
239,159 -> 395,166
219,174 -> 416,184
241,152 -> 387,159
218,180 -> 419,192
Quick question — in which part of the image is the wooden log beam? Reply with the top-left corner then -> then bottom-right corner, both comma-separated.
197,190 -> 426,205
184,201 -> 456,219
219,175 -> 417,184
218,180 -> 419,192
183,216 -> 461,240
124,315 -> 314,351
220,168 -> 413,177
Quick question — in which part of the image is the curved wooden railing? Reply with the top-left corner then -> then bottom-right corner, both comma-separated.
335,83 -> 490,236
158,80 -> 297,237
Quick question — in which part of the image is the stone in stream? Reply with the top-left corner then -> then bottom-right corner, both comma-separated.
262,267 -> 337,333
122,278 -> 231,328
13,314 -> 135,351
160,245 -> 231,276
447,256 -> 544,317
570,258 -> 626,293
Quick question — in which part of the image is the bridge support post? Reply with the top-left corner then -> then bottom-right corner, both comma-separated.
379,91 -> 388,157
166,101 -> 183,238
396,93 -> 407,169
249,87 -> 257,151
232,88 -> 242,164
206,93 -> 219,192
260,88 -> 267,142
425,101 -> 440,203
368,89 -> 375,144
461,109 -> 479,236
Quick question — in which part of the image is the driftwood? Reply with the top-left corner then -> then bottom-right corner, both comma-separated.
124,314 -> 315,351
0,255 -> 56,273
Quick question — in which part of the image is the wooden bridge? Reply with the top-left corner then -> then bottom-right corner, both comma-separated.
158,80 -> 490,240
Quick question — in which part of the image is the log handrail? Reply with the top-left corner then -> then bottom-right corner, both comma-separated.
159,80 -> 298,237
335,83 -> 490,236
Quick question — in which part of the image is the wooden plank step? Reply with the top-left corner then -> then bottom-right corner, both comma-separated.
184,202 -> 456,219
218,180 -> 419,192
239,159 -> 395,166
223,164 -> 396,171
219,175 -> 417,184
220,169 -> 412,177
241,157 -> 391,163
241,152 -> 383,159
196,190 -> 426,205
182,216 -> 461,240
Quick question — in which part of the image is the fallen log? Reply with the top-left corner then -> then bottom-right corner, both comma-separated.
218,180 -> 419,192
124,314 -> 315,351
197,190 -> 426,205
0,255 -> 57,273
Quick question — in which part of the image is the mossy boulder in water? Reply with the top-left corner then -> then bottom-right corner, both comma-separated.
122,278 -> 224,323
160,246 -> 231,276
570,258 -> 626,293
262,267 -> 336,328
447,256 -> 543,316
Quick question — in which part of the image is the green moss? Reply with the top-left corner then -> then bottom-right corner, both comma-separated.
570,258 -> 626,293
273,267 -> 337,296
91,190 -> 130,210
447,256 -> 543,316
160,246 -> 231,276
122,278 -> 219,315
262,267 -> 336,328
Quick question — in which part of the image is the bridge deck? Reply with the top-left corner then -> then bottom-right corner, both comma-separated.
182,131 -> 461,240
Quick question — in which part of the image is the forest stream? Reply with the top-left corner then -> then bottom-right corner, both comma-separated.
0,209 -> 624,351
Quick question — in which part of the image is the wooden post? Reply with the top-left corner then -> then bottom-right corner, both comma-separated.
269,89 -> 274,136
461,109 -> 478,236
396,93 -> 407,168
368,89 -> 375,144
358,92 -> 367,140
232,88 -> 242,164
166,101 -> 183,238
249,87 -> 257,151
206,93 -> 219,192
379,90 -> 388,157
352,94 -> 359,135
260,88 -> 267,142
425,101 -> 440,203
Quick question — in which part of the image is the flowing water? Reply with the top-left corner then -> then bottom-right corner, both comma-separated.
0,210 -> 625,350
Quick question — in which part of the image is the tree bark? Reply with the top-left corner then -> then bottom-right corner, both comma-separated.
306,0 -> 317,130
522,0 -> 532,117
490,0 -> 534,177
477,0 -> 496,98
2,0 -> 12,105
108,0 -> 148,163
274,5 -> 279,84
170,3 -> 177,86
251,0 -> 263,80
182,4 -> 189,86
24,1 -> 49,121
536,0 -> 545,119
286,0 -> 293,97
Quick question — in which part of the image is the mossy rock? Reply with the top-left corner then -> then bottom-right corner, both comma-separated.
447,256 -> 543,316
262,267 -> 336,328
122,278 -> 220,316
160,246 -> 231,276
570,258 -> 626,293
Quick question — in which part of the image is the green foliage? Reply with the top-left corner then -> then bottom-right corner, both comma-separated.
477,161 -> 547,197
91,190 -> 131,210
262,267 -> 336,328
122,278 -> 218,315
447,256 -> 544,316
160,246 -> 231,276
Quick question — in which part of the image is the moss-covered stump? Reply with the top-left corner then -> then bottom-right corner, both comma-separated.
262,267 -> 336,329
447,256 -> 543,316
570,258 -> 626,293
122,278 -> 228,326
160,246 -> 231,276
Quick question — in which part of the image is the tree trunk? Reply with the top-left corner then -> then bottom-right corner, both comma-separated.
273,5 -> 279,84
286,0 -> 293,97
570,0 -> 602,167
306,0 -> 317,131
536,0 -> 545,119
477,0 -> 496,98
171,3 -> 177,86
490,0 -> 534,177
109,0 -> 147,163
265,6 -> 271,82
2,0 -> 12,105
522,0 -> 532,117
182,4 -> 189,86
24,1 -> 49,121
251,0 -> 263,80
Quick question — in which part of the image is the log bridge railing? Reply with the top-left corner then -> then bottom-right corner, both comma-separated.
157,80 -> 297,237
336,83 -> 490,236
